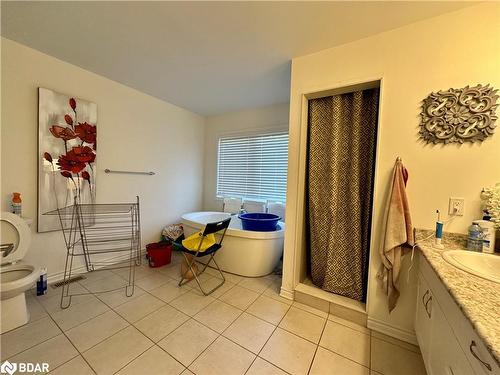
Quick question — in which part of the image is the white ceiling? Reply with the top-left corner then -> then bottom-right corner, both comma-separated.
2,1 -> 473,115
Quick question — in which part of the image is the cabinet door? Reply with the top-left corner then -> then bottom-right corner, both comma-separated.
415,273 -> 432,365
428,299 -> 474,375
456,319 -> 500,375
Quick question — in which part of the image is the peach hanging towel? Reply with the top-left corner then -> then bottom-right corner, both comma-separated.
377,157 -> 414,312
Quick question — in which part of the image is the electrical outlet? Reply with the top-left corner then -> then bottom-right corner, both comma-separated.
448,197 -> 465,216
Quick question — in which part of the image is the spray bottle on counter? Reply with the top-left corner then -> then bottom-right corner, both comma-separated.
11,192 -> 22,216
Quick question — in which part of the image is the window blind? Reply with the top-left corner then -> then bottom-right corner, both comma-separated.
217,132 -> 288,202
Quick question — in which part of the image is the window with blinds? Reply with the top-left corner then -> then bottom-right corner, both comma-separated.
216,132 -> 288,202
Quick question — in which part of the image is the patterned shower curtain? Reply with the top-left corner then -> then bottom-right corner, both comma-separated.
306,88 -> 379,302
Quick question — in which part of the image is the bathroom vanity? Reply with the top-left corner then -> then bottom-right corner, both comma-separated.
416,233 -> 499,375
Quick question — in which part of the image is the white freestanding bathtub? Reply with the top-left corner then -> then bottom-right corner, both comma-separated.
181,211 -> 284,277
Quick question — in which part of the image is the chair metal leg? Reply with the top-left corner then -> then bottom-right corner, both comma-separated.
198,257 -> 210,276
178,252 -> 197,287
178,252 -> 225,296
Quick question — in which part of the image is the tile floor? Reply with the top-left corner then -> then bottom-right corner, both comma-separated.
1,253 -> 427,375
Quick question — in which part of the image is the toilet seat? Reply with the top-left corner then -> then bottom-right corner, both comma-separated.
0,262 -> 40,300
1,212 -> 40,333
1,212 -> 31,265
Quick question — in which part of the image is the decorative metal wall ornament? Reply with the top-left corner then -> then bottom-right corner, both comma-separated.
420,84 -> 498,144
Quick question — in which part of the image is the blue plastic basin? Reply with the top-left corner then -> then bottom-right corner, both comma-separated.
238,213 -> 281,232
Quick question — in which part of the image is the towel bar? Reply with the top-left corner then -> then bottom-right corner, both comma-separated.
104,169 -> 155,176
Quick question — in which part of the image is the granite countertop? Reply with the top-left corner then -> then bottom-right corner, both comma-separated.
416,230 -> 500,366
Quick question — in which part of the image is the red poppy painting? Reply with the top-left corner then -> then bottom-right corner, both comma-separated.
38,88 -> 97,232
57,149 -> 88,173
75,122 -> 97,148
49,125 -> 77,141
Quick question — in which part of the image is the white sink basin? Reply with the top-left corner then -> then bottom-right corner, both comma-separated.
442,250 -> 500,283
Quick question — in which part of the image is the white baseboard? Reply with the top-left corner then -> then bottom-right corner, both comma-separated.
47,249 -> 146,284
279,286 -> 294,301
367,316 -> 418,345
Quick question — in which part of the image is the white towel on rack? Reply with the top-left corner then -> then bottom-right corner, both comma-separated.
243,200 -> 266,213
223,197 -> 242,214
267,201 -> 285,221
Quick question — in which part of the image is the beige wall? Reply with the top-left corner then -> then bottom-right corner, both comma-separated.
203,103 -> 289,211
1,38 -> 205,280
283,3 -> 500,338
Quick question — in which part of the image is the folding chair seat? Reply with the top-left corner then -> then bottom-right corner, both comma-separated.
177,217 -> 231,295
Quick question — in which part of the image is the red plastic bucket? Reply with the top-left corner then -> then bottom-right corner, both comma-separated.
146,242 -> 172,268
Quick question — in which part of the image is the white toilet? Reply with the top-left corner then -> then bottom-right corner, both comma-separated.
0,212 -> 41,333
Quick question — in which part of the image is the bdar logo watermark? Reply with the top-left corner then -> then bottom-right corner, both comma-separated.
0,361 -> 16,375
0,361 -> 49,374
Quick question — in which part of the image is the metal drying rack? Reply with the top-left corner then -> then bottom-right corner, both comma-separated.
46,197 -> 141,309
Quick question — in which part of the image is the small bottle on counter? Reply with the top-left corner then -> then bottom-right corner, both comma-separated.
11,192 -> 22,216
36,268 -> 48,296
473,220 -> 496,254
467,223 -> 483,252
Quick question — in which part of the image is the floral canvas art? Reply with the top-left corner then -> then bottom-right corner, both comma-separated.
38,88 -> 97,232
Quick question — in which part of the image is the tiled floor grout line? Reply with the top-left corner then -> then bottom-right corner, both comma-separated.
113,295 -> 170,324
53,292 -> 139,369
39,272 -> 164,373
174,322 -> 220,372
153,343 -> 190,374
314,343 -> 372,371
243,297 -> 293,375
143,266 -> 285,374
288,307 -> 374,371
315,334 -> 372,370
38,300 -> 369,375
160,297 -> 275,356
306,314 -> 329,374
6,260 -> 271,372
48,332 -> 94,374
34,294 -> 99,374
5,296 -> 73,351
43,270 -> 277,330
80,324 -> 133,356
54,298 -> 111,329
180,294 -> 285,374
109,267 -> 227,373
5,323 -> 93,375
253,356 -> 293,375
10,258 -> 406,375
109,340 -> 156,375
2,320 -> 61,363
148,266 -> 299,374
64,318 -> 177,375
229,295 -> 375,373
161,280 -> 255,372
